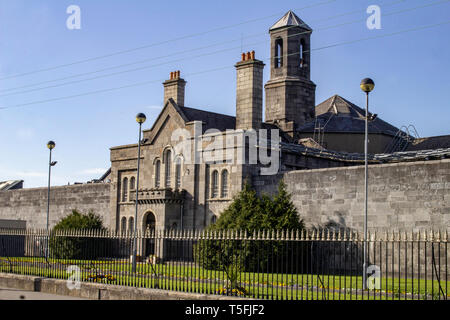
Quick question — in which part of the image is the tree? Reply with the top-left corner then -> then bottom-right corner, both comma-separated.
49,210 -> 107,259
211,180 -> 303,232
196,180 -> 305,276
52,210 -> 105,231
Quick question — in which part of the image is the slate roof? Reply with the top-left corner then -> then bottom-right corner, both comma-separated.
270,10 -> 312,31
281,142 -> 450,164
98,168 -> 111,182
406,135 -> 450,151
298,95 -> 401,136
0,180 -> 23,191
177,106 -> 292,141
178,106 -> 236,132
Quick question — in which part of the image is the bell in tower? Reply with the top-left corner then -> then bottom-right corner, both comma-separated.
265,10 -> 316,139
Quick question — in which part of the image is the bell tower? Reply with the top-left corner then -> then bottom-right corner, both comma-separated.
265,10 -> 316,139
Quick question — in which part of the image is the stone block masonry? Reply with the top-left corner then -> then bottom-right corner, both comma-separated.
254,159 -> 450,232
0,183 -> 111,229
1,159 -> 449,232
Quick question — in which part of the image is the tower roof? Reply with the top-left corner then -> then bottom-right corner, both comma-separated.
270,10 -> 312,31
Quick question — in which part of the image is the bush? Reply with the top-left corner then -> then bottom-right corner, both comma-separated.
196,180 -> 306,273
49,210 -> 108,260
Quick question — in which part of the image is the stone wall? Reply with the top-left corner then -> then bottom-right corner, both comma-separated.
0,183 -> 111,229
254,159 -> 450,232
2,159 -> 449,232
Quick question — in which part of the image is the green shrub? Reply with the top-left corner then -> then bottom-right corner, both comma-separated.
195,180 -> 306,273
49,210 -> 107,260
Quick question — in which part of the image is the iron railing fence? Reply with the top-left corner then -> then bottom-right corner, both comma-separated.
0,228 -> 448,300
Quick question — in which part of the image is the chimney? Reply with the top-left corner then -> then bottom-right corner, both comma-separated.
163,70 -> 186,106
235,51 -> 265,130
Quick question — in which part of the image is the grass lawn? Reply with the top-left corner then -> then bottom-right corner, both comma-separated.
1,257 -> 448,300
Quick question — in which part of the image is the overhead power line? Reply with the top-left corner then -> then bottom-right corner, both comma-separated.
0,0 -> 337,81
0,0 -> 442,98
1,18 -> 449,111
0,0 -> 386,94
0,0 -> 407,93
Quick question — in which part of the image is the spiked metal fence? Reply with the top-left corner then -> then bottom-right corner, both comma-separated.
0,228 -> 448,300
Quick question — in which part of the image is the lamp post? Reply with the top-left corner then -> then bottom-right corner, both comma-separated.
360,78 -> 375,290
46,141 -> 56,258
132,113 -> 146,273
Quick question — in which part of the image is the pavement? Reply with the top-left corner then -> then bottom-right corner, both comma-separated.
0,287 -> 87,300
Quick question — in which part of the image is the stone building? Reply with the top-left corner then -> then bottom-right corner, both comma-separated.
108,11 -> 450,234
1,11 -> 449,234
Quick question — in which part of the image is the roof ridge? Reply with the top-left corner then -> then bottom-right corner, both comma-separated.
270,10 -> 312,31
179,105 -> 235,119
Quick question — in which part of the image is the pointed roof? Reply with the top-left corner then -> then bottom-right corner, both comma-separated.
270,10 -> 312,31
315,95 -> 367,118
298,95 -> 401,136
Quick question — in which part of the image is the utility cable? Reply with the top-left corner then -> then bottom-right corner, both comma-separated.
0,0 -> 444,98
1,18 -> 449,111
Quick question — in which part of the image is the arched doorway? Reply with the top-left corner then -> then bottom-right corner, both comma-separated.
143,212 -> 156,256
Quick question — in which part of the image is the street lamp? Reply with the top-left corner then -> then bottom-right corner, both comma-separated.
46,141 -> 57,258
132,113 -> 146,273
360,78 -> 375,290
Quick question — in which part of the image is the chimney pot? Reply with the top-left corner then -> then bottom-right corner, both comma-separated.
251,51 -> 255,60
235,51 -> 264,130
170,72 -> 173,80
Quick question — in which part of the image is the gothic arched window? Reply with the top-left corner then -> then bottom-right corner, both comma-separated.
128,217 -> 134,233
155,160 -> 161,188
275,38 -> 283,68
165,150 -> 172,188
211,170 -> 219,199
221,170 -> 229,198
122,177 -> 128,202
121,217 -> 127,234
175,157 -> 182,189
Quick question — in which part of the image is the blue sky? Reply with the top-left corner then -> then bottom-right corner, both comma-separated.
0,0 -> 449,188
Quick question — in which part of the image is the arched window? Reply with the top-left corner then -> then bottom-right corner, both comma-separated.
175,157 -> 182,189
274,38 -> 283,68
121,217 -> 127,234
130,177 -> 136,190
122,178 -> 128,202
144,212 -> 156,232
211,170 -> 219,199
128,217 -> 134,233
211,215 -> 217,225
221,170 -> 229,198
165,150 -> 172,188
299,39 -> 306,68
155,160 -> 161,188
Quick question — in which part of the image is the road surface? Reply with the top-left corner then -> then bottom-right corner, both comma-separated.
0,287 -> 87,300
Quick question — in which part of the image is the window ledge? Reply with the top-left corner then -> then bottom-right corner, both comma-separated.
207,198 -> 232,202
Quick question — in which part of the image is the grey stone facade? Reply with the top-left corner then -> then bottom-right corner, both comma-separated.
0,183 -> 110,229
254,159 -> 450,232
0,10 -> 448,236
